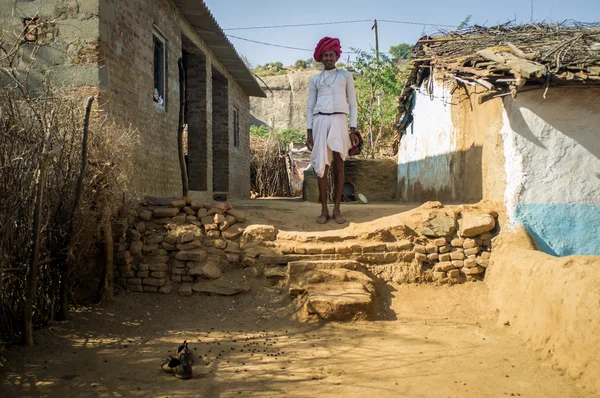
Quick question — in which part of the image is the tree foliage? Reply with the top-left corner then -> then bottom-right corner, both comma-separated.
389,43 -> 412,60
350,48 -> 405,158
457,15 -> 472,30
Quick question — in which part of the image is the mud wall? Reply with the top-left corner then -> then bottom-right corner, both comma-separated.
487,228 -> 600,393
501,88 -> 600,256
396,80 -> 505,204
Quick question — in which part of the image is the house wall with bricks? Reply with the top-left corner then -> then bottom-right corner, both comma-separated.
0,0 -> 254,199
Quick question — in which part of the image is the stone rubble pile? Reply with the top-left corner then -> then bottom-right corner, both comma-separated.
114,197 -> 248,296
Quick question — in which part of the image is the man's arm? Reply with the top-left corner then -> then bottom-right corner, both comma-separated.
346,72 -> 358,129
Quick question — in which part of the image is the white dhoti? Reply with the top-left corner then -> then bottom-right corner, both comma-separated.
310,114 -> 351,178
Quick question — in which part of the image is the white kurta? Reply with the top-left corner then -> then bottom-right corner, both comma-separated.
306,69 -> 358,178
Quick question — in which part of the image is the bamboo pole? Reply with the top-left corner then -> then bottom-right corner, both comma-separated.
178,58 -> 189,197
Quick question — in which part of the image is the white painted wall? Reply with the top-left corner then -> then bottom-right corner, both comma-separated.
501,88 -> 600,255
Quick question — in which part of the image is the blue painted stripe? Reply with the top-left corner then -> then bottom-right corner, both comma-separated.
515,203 -> 600,256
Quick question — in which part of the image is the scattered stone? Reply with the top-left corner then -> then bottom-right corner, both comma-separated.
192,280 -> 246,296
201,262 -> 222,279
159,282 -> 173,294
153,207 -> 180,218
240,225 -> 277,248
459,213 -> 496,237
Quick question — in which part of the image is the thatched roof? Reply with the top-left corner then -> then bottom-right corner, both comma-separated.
397,22 -> 600,131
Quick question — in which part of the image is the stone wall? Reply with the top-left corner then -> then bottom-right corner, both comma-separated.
114,197 -> 248,295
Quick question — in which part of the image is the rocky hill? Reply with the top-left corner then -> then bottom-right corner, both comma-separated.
250,69 -> 319,131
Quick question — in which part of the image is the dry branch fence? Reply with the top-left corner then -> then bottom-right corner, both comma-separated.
0,38 -> 138,344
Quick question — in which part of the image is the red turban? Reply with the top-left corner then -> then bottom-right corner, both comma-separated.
313,37 -> 342,62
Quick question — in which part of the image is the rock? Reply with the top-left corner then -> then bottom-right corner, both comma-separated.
476,257 -> 490,267
414,244 -> 426,254
153,207 -> 180,218
421,211 -> 457,237
427,253 -> 439,261
151,271 -> 167,278
450,238 -> 464,247
159,281 -> 173,294
226,254 -> 240,263
172,268 -> 187,276
149,263 -> 168,272
459,213 -> 496,237
214,214 -> 225,225
176,249 -> 207,262
161,242 -> 176,251
127,229 -> 141,241
264,267 -> 287,278
136,270 -> 149,278
213,239 -> 227,249
225,215 -> 237,226
129,285 -> 144,293
138,263 -> 149,271
139,210 -> 153,222
164,234 -> 177,245
183,206 -> 196,215
172,215 -> 186,224
433,237 -> 447,246
222,225 -> 244,240
190,201 -> 204,211
439,253 -> 451,261
200,215 -> 214,226
179,283 -> 193,296
144,286 -> 158,293
425,244 -> 438,254
171,275 -> 182,283
226,209 -> 247,223
168,199 -> 186,208
202,262 -> 222,279
439,245 -> 451,254
464,266 -> 486,275
146,235 -> 164,245
172,260 -> 186,268
135,222 -> 146,234
192,280 -> 247,296
433,271 -> 446,280
436,261 -> 455,272
206,230 -> 220,239
240,225 -> 277,248
451,260 -> 464,268
207,208 -> 223,216
127,278 -> 142,286
181,276 -> 194,282
464,247 -> 479,256
415,252 -> 427,262
481,251 -> 491,259
142,278 -> 165,287
186,215 -> 198,223
129,241 -> 143,256
447,269 -> 461,278
203,239 -> 214,247
197,208 -> 208,218
303,286 -> 373,321
463,238 -> 477,249
464,258 -> 477,268
177,240 -> 203,250
204,223 -> 218,231
219,221 -> 230,231
450,251 -> 465,260
178,232 -> 195,244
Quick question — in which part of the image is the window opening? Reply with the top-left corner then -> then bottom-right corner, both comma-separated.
153,29 -> 166,108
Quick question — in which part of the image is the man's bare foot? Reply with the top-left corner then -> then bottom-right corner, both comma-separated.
316,213 -> 329,224
332,210 -> 346,224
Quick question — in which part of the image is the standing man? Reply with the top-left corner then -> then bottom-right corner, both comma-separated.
306,37 -> 360,224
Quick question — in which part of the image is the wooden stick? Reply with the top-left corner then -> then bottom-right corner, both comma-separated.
23,127 -> 52,347
475,78 -> 495,90
506,42 -> 538,60
177,58 -> 189,197
477,49 -> 546,79
101,219 -> 113,303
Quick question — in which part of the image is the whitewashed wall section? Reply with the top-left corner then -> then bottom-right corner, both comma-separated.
501,89 -> 600,256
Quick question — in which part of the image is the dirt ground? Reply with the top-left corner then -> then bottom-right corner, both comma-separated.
0,199 -> 588,397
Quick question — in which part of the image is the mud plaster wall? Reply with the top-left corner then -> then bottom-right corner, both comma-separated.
501,88 -> 600,256
487,228 -> 600,393
397,79 -> 505,204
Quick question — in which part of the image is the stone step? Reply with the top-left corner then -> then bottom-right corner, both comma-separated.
258,251 -> 414,266
266,239 -> 414,255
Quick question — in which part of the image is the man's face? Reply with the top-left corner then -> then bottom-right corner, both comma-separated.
321,50 -> 337,69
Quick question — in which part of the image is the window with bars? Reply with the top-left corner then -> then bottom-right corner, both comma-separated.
153,29 -> 166,109
233,109 -> 239,149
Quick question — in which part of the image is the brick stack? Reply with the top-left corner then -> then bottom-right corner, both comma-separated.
114,198 -> 247,295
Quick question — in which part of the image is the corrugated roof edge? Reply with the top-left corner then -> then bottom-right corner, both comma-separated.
174,0 -> 266,98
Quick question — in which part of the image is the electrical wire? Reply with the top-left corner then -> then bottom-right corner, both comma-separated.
226,35 -> 313,51
378,19 -> 456,28
224,20 -> 371,30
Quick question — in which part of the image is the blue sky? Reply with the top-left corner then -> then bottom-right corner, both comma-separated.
203,0 -> 600,67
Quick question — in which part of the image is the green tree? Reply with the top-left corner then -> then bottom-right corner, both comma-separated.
350,48 -> 404,158
295,59 -> 308,69
250,124 -> 270,138
389,43 -> 412,60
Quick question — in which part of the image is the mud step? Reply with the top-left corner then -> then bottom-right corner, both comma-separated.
258,251 -> 415,266
267,239 -> 414,255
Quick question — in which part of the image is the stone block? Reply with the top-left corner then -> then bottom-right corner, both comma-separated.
171,275 -> 182,283
464,247 -> 479,256
137,271 -> 150,278
190,201 -> 204,211
177,240 -> 203,251
207,208 -> 223,216
433,237 -> 447,246
142,278 -> 165,287
214,214 -> 225,225
139,209 -> 153,221
240,225 -> 277,248
464,258 -> 477,268
451,260 -> 464,268
450,238 -> 464,247
143,286 -> 158,293
149,263 -> 168,272
161,242 -> 176,251
433,271 -> 446,280
172,215 -> 186,225
127,229 -> 141,241
227,253 -> 240,263
479,232 -> 494,240
172,267 -> 187,276
168,199 -> 186,208
225,215 -> 237,226
146,235 -> 164,245
415,252 -> 428,262
120,270 -> 136,278
481,251 -> 491,259
128,285 -> 144,293
450,251 -> 465,260
214,239 -> 227,249
183,206 -> 196,215
178,232 -> 195,244
176,249 -> 207,262
439,253 -> 451,261
459,213 -> 496,237
153,207 -> 179,218
130,241 -> 143,256
447,269 -> 461,278
414,245 -> 426,254
436,261 -> 455,272
149,255 -> 170,264
186,215 -> 198,223
197,208 -> 208,218
179,283 -> 193,296
425,244 -> 438,254
138,263 -> 149,271
203,239 -> 214,247
421,211 -> 457,237
427,253 -> 439,261
151,271 -> 167,278
476,257 -> 490,268
181,276 -> 194,283
439,245 -> 451,254
463,238 -> 477,249
219,221 -> 230,231
227,209 -> 247,223
206,230 -> 221,239
127,278 -> 142,286
225,242 -> 241,253
172,260 -> 186,268
464,266 -> 485,275
222,225 -> 244,240
159,282 -> 173,294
